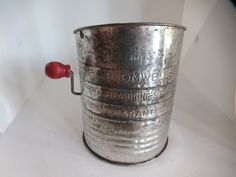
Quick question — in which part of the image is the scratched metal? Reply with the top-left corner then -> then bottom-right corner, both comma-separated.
74,23 -> 185,164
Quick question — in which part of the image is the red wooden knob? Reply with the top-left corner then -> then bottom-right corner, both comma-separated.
45,61 -> 71,79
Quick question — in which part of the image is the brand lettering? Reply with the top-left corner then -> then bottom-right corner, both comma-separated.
81,65 -> 177,84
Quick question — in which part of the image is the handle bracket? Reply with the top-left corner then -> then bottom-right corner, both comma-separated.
70,71 -> 82,95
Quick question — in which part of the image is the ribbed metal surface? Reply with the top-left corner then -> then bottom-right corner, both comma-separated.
74,23 -> 185,164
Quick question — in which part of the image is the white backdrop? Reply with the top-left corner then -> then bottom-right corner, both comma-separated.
0,0 -> 236,133
181,0 -> 236,121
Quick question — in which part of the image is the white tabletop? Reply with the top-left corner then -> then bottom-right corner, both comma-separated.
1,72 -> 236,177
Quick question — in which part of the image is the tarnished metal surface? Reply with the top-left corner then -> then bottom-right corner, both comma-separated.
74,23 -> 185,164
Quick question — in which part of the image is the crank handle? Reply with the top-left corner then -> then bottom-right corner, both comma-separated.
45,61 -> 81,95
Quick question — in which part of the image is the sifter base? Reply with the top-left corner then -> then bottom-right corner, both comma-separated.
82,132 -> 168,166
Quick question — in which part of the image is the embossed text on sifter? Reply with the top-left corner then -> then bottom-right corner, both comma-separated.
45,22 -> 186,165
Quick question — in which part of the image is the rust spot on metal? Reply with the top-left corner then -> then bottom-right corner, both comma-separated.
85,56 -> 92,66
80,31 -> 84,39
